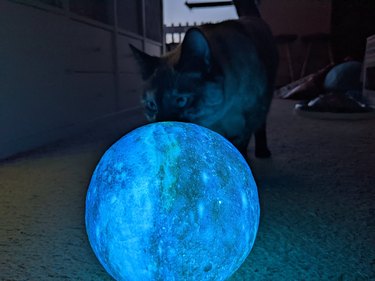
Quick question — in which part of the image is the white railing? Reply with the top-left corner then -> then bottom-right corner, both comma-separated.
164,22 -> 210,47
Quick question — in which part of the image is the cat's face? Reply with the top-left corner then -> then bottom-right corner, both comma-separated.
142,66 -> 223,123
131,29 -> 224,125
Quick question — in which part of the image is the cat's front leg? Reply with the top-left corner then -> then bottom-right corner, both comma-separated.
254,123 -> 271,158
237,144 -> 249,161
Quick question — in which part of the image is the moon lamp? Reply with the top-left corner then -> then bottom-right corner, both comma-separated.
85,122 -> 260,281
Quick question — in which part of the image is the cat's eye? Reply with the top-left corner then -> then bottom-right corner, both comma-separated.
175,96 -> 189,108
146,100 -> 157,111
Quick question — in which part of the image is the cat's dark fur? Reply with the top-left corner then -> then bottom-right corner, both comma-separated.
130,11 -> 278,159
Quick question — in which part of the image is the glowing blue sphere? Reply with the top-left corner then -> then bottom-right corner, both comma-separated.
85,122 -> 260,281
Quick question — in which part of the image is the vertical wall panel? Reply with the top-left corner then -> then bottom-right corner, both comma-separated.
117,0 -> 141,34
0,1 -> 69,142
65,20 -> 114,72
117,36 -> 143,110
117,36 -> 143,73
66,73 -> 116,121
118,74 -> 143,110
145,0 -> 162,42
69,0 -> 114,24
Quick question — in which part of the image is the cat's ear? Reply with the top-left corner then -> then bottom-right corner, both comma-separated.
177,28 -> 211,74
129,44 -> 160,80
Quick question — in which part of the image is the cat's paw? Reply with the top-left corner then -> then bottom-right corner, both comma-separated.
255,148 -> 271,158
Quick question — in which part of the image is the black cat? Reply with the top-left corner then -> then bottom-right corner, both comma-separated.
131,4 -> 278,159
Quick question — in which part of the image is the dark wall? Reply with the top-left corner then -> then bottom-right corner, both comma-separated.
145,0 -> 163,42
0,0 -> 163,160
117,0 -> 141,33
331,0 -> 375,61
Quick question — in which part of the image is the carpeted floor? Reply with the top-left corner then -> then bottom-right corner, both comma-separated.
1,99 -> 374,280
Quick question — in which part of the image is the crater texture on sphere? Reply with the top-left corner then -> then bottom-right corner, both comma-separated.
85,122 -> 260,281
